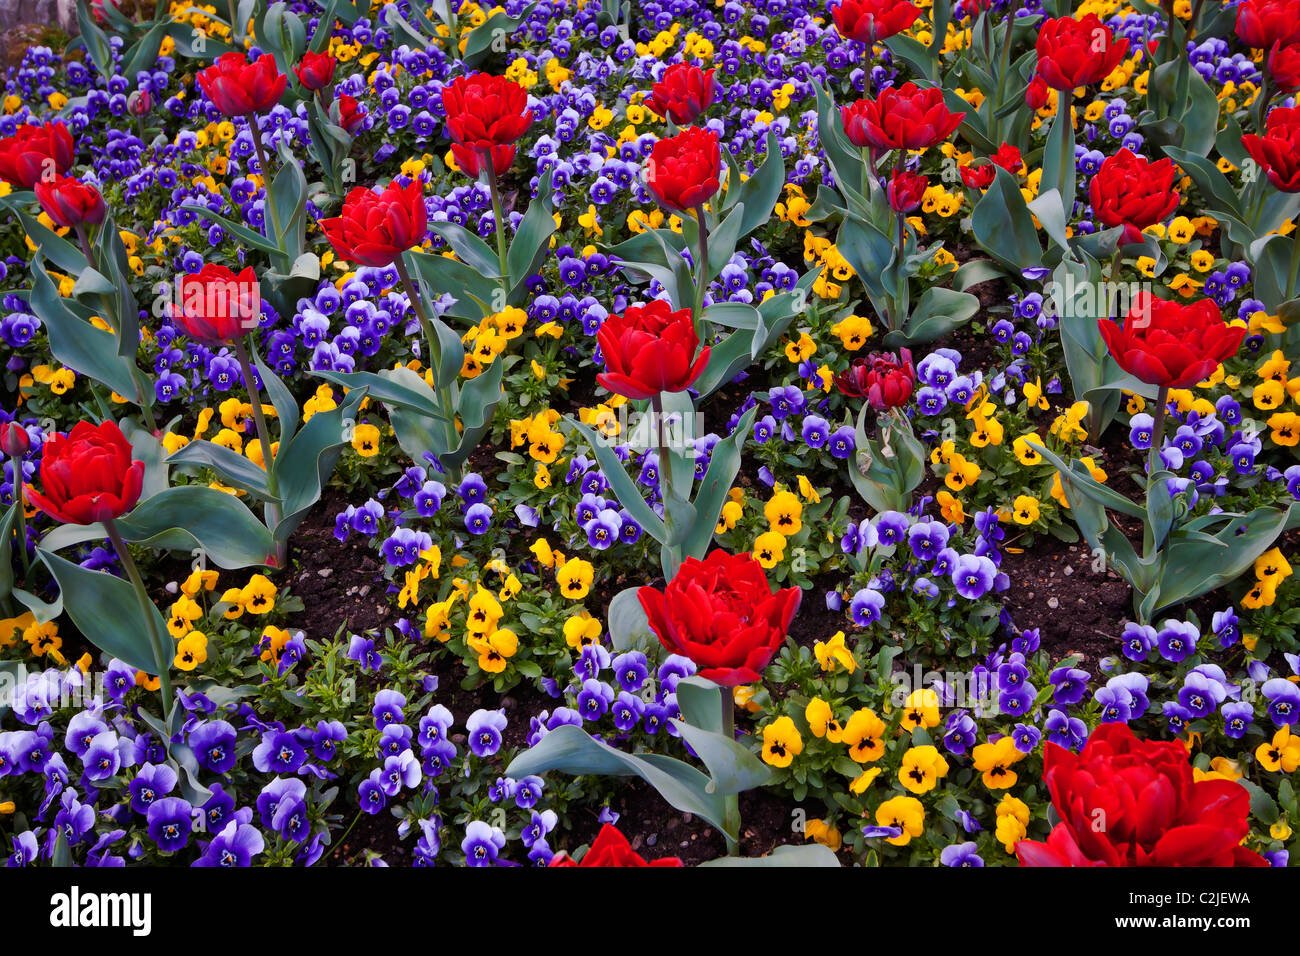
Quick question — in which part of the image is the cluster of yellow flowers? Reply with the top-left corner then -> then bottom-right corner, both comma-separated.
523,538 -> 595,601
509,409 -> 566,465
747,483 -> 821,569
1242,547 -> 1293,609
461,306 -> 528,378
803,231 -> 856,300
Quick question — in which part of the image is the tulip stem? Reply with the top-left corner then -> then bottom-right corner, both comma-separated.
232,338 -> 284,565
720,685 -> 741,855
104,517 -> 172,720
1148,385 -> 1169,478
396,254 -> 461,474
1286,232 -> 1300,301
9,452 -> 30,579
691,205 -> 710,337
74,224 -> 96,271
251,120 -> 284,251
485,154 -> 511,303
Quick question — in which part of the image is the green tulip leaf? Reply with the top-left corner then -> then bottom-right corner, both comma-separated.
34,548 -> 168,675
504,723 -> 734,838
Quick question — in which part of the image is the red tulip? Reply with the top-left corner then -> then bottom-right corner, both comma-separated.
1098,293 -> 1245,389
196,52 -> 288,117
1016,724 -> 1268,867
1269,41 -> 1300,91
548,825 -> 683,867
991,142 -> 1024,174
0,421 -> 29,457
638,550 -> 801,687
835,349 -> 916,409
595,299 -> 710,401
840,83 -> 965,151
34,175 -> 106,229
645,62 -> 717,125
1235,0 -> 1300,50
294,51 -> 336,92
319,180 -> 427,268
645,125 -> 722,212
1243,106 -> 1300,192
1025,75 -> 1050,110
1086,147 -> 1180,247
1034,14 -> 1130,92
0,121 -> 75,188
887,167 -> 928,212
830,0 -> 921,44
441,72 -> 533,180
24,420 -> 145,526
172,264 -> 262,345
959,162 -> 994,190
1089,148 -> 1179,246
337,94 -> 367,135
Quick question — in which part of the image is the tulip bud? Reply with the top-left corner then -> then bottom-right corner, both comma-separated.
887,168 -> 928,213
0,421 -> 29,457
1026,75 -> 1049,110
127,89 -> 152,117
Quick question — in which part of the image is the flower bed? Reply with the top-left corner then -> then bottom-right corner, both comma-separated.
0,0 -> 1297,870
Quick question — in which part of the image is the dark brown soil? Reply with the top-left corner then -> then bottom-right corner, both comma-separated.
559,777 -> 804,865
285,489 -> 392,641
997,537 -> 1131,668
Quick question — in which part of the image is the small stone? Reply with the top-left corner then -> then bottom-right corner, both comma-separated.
359,585 -> 371,598
681,812 -> 693,824
164,581 -> 179,594
1047,597 -> 1059,609
1063,565 -> 1074,576
646,833 -> 658,847
317,568 -> 333,578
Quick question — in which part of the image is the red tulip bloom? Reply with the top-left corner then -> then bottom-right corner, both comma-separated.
830,0 -> 920,44
1025,75 -> 1050,110
595,299 -> 710,401
0,421 -> 30,457
337,94 -> 367,135
441,72 -> 533,180
991,141 -> 1024,174
1243,105 -> 1300,192
319,180 -> 428,268
645,62 -> 717,125
24,420 -> 145,526
294,51 -> 336,92
196,52 -> 288,117
835,349 -> 916,409
639,550 -> 801,687
548,825 -> 683,867
959,162 -> 994,190
1017,724 -> 1268,867
645,126 -> 722,212
1269,41 -> 1300,91
887,167 -> 927,212
34,175 -> 106,229
1089,148 -> 1179,246
0,121 -> 75,188
1098,293 -> 1245,390
841,83 -> 965,151
1235,0 -> 1300,50
1034,15 -> 1130,91
172,264 -> 262,345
